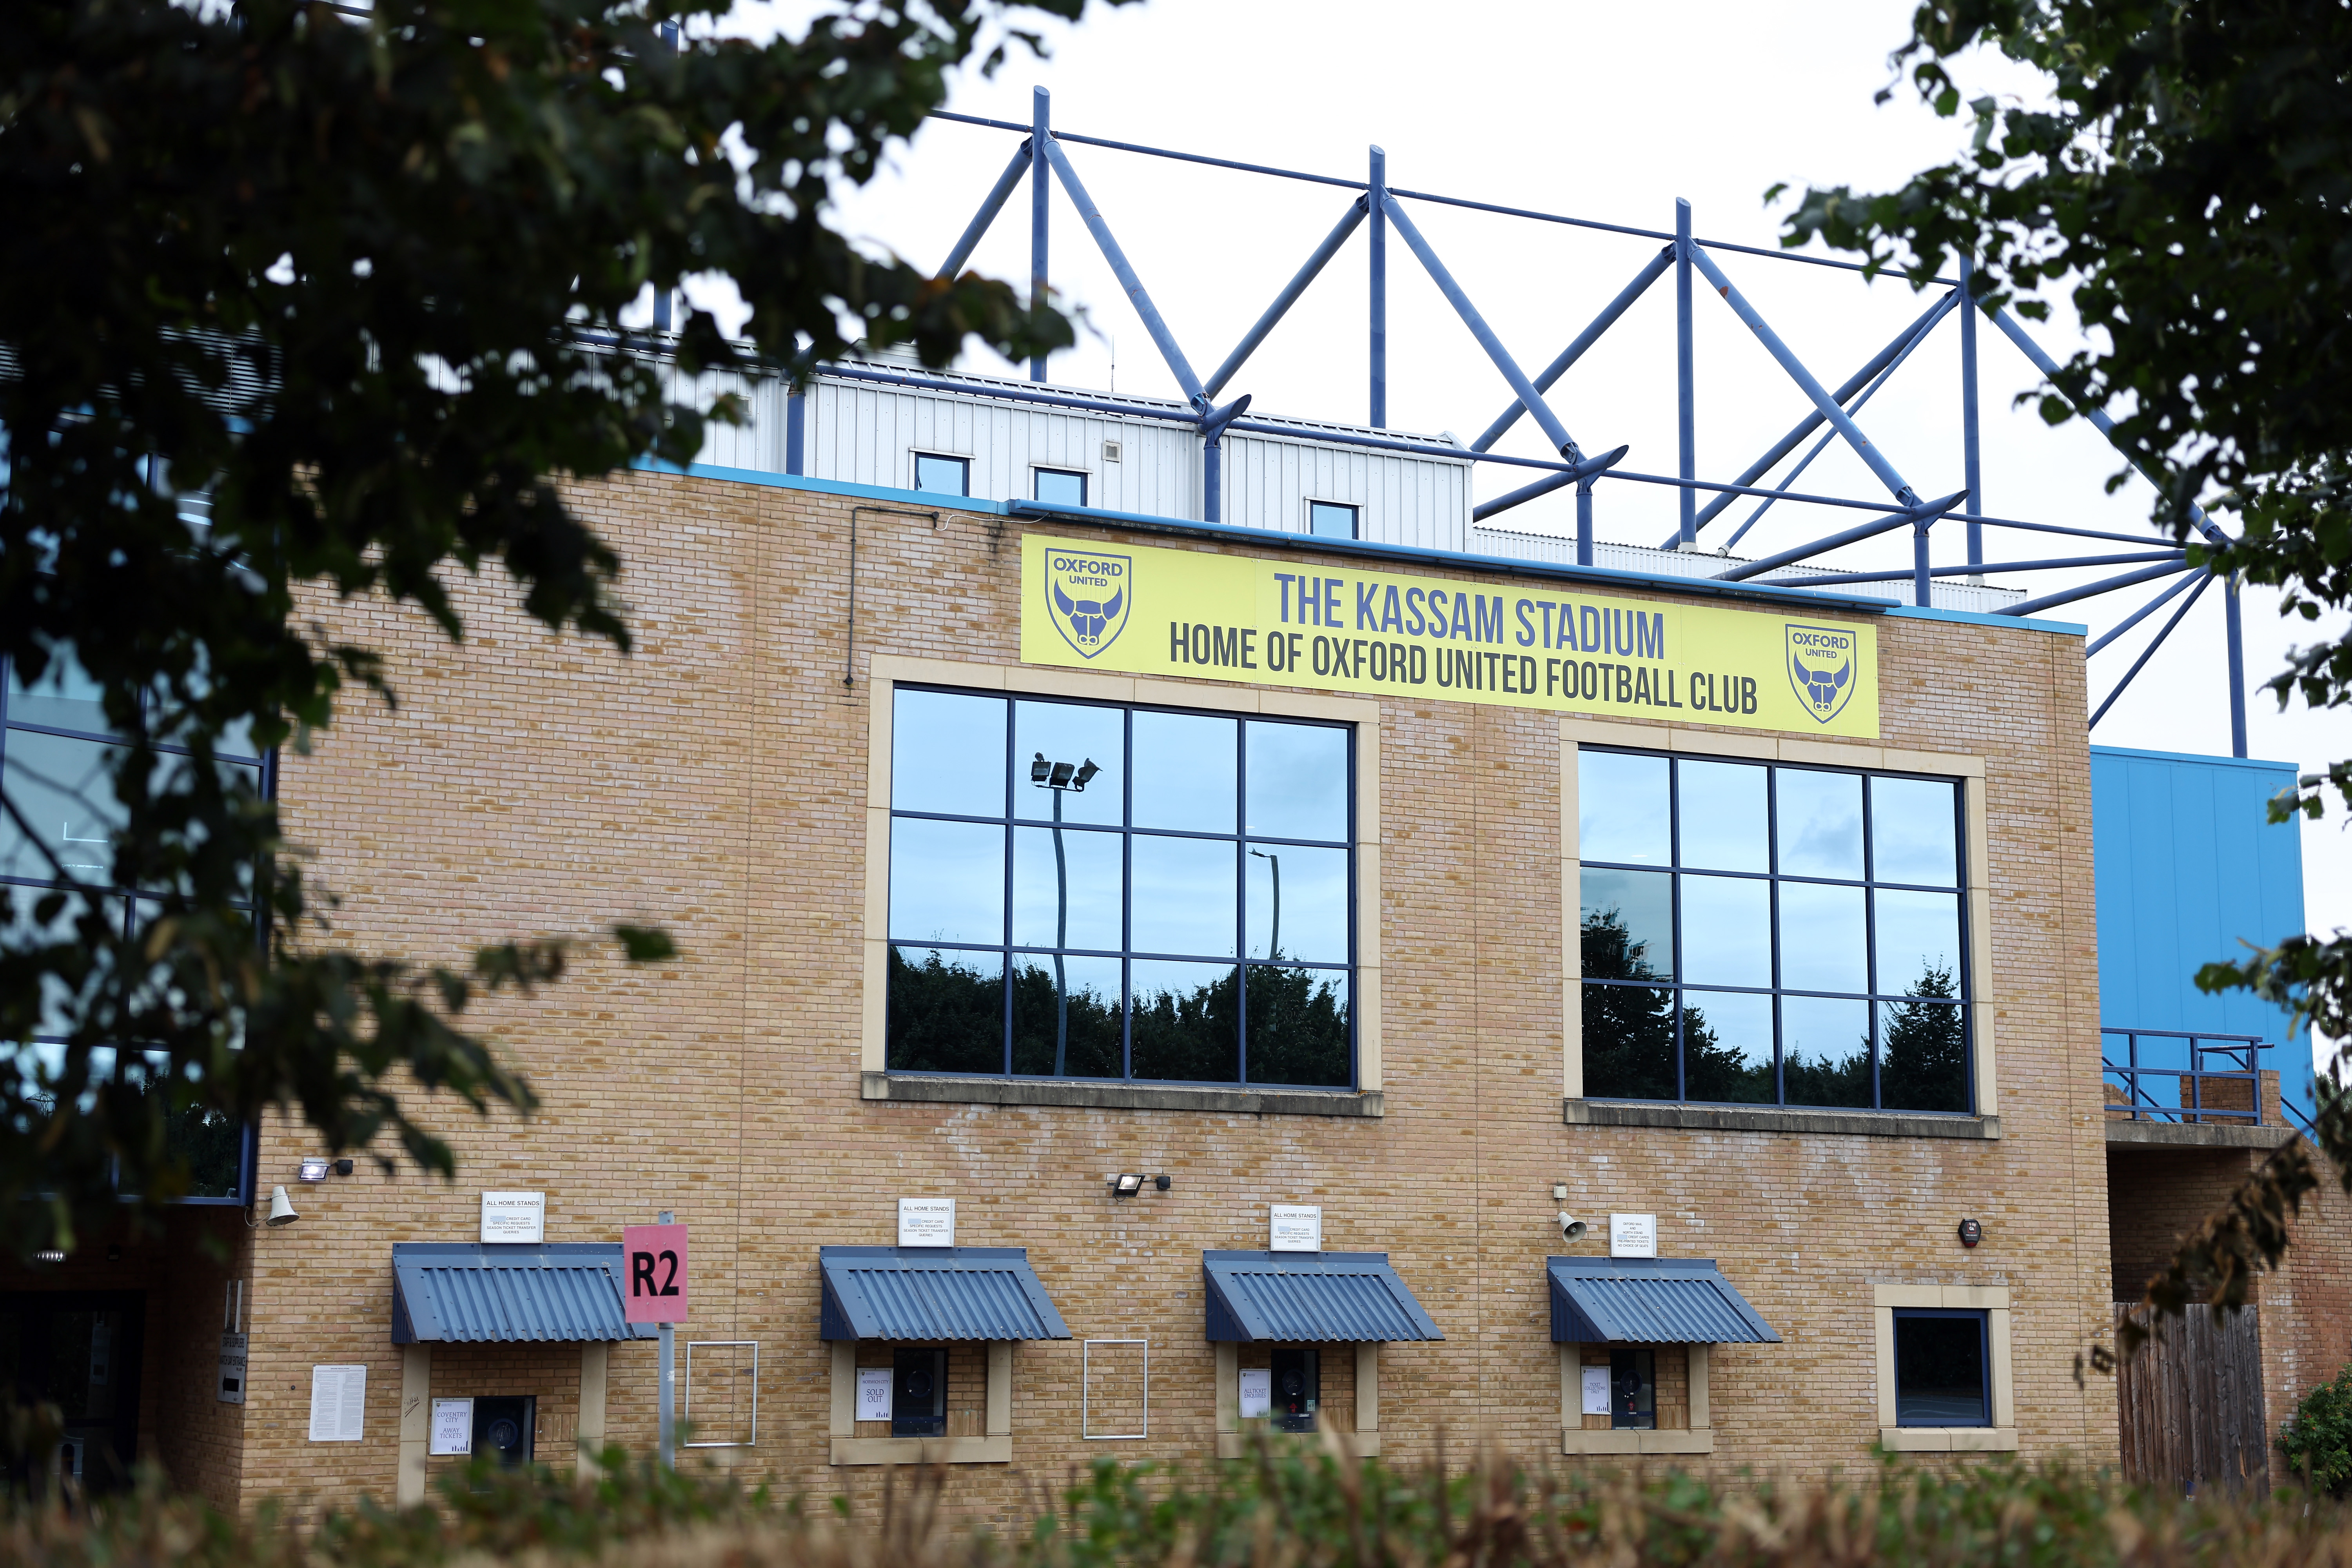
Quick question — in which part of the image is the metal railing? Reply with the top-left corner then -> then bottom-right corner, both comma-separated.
2102,1027 -> 2269,1125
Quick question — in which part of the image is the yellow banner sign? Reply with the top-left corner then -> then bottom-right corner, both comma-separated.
1020,536 -> 1880,737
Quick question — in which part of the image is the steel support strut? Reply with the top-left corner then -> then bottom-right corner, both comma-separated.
2092,572 -> 2216,729
1676,198 -> 1696,547
1205,199 -> 1368,399
1752,549 -> 2185,588
938,140 -> 1034,280
1959,253 -> 1984,570
2000,561 -> 2200,618
2225,572 -> 2249,757
1378,192 -> 1583,459
2086,569 -> 2204,657
1473,246 -> 1673,452
1684,243 -> 1922,508
1369,147 -> 1387,428
1040,133 -> 1207,405
1029,88 -> 1050,381
1469,445 -> 1630,522
1200,395 -> 1251,526
1714,491 -> 1966,583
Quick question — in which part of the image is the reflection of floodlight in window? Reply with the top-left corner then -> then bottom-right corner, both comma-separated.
1031,752 -> 1051,784
1073,758 -> 1100,791
1049,760 -> 1074,788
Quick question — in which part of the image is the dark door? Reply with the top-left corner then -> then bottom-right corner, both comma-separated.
0,1292 -> 145,1493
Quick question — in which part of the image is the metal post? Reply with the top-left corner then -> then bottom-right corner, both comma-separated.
1913,521 -> 1933,607
1576,477 -> 1595,567
657,1208 -> 675,1470
2225,571 -> 2249,757
1369,147 -> 1387,428
1959,253 -> 1984,574
1029,87 -> 1050,383
785,388 -> 806,477
1051,789 -> 1069,1075
1203,433 -> 1221,524
1675,198 -> 1695,549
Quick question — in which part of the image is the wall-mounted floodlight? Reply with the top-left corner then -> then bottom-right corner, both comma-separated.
299,1157 -> 330,1183
1111,1174 -> 1145,1196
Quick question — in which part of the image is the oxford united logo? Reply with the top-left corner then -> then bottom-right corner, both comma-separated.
1044,548 -> 1132,660
1785,623 -> 1857,724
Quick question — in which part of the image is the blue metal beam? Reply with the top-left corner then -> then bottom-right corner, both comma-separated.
1753,549 -> 2185,588
1997,559 -> 2199,617
1204,198 -> 1368,399
1039,132 -> 1207,406
1676,199 -> 1696,548
1959,254 -> 1985,568
1714,491 -> 1965,583
1472,247 -> 1673,453
1577,477 -> 1595,567
2225,572 -> 2249,756
1029,88 -> 1050,382
1468,445 -> 1630,522
785,388 -> 805,476
1378,192 -> 1583,459
1684,243 -> 1921,507
938,139 -> 1034,280
2086,568 -> 2203,657
1200,395 -> 1252,525
1369,147 -> 1387,429
2091,571 -> 2215,729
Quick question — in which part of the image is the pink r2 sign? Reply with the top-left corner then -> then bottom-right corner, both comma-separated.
621,1223 -> 689,1324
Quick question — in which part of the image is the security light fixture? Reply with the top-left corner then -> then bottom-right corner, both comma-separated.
299,1157 -> 330,1183
266,1185 -> 300,1227
34,1249 -> 65,1264
1112,1174 -> 1146,1196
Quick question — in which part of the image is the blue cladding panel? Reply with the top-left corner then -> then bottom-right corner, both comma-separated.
1546,1258 -> 1780,1344
390,1243 -> 651,1344
818,1247 -> 1071,1341
1201,1250 -> 1444,1343
2091,747 -> 2310,1119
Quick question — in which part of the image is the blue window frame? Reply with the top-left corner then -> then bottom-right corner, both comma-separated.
913,453 -> 970,497
1891,1308 -> 1990,1426
1033,468 -> 1088,507
1577,747 -> 1969,1112
0,650 -> 263,1202
1307,501 -> 1357,540
885,686 -> 1356,1089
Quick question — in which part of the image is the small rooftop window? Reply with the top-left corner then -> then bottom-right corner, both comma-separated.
1034,469 -> 1088,508
913,453 -> 969,497
1308,501 -> 1357,540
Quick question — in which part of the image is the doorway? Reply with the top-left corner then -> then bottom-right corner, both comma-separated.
0,1292 -> 146,1493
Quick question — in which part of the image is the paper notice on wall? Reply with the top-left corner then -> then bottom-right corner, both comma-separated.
897,1198 -> 955,1247
1269,1205 -> 1322,1252
1609,1213 -> 1657,1259
857,1368 -> 894,1422
308,1364 -> 367,1442
1581,1366 -> 1611,1416
1238,1368 -> 1272,1419
430,1398 -> 475,1455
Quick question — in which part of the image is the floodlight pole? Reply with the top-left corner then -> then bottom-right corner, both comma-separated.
1251,849 -> 1281,959
1050,787 -> 1069,1073
657,1208 -> 675,1471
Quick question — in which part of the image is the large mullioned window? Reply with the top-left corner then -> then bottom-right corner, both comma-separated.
886,688 -> 1354,1089
1577,748 -> 1969,1113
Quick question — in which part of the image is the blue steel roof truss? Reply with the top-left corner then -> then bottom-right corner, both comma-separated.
1202,1250 -> 1444,1343
1546,1258 -> 1781,1346
818,1247 -> 1072,1342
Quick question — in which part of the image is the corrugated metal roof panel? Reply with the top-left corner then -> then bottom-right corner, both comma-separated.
390,1243 -> 652,1344
818,1247 -> 1071,1341
1546,1258 -> 1780,1345
1202,1251 -> 1444,1343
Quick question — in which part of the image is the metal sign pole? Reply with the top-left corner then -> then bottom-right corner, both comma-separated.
657,1209 -> 675,1470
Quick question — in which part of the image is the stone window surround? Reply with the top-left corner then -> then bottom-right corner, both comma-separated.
396,1343 -> 609,1505
1560,717 -> 2000,1138
1211,1341 -> 1382,1459
1873,1283 -> 2018,1452
827,1340 -> 1014,1466
1556,1342 -> 1715,1456
860,653 -> 1385,1116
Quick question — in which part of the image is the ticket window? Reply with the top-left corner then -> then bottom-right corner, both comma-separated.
1272,1348 -> 1319,1433
1610,1349 -> 1655,1430
473,1396 -> 535,1467
891,1348 -> 947,1438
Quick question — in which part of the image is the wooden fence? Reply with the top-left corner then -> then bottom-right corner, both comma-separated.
2114,1303 -> 2270,1496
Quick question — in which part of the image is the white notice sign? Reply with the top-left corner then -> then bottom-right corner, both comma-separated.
1581,1365 -> 1611,1416
1238,1368 -> 1272,1419
1610,1213 -> 1657,1258
480,1191 -> 546,1244
897,1198 -> 955,1247
307,1364 -> 367,1442
215,1332 -> 247,1405
857,1368 -> 894,1421
1269,1204 -> 1323,1252
430,1397 -> 475,1455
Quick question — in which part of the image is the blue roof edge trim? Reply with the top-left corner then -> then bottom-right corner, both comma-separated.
816,1245 -> 1073,1343
1883,603 -> 2090,637
390,1242 -> 653,1345
1201,1249 -> 1445,1344
2090,744 -> 2298,773
1546,1256 -> 1782,1345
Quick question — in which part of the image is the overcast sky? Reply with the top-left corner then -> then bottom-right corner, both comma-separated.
719,0 -> 2346,1076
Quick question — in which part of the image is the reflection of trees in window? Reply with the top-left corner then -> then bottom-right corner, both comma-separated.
1782,1037 -> 1871,1107
1680,1000 -> 1773,1103
886,948 -> 1003,1074
1242,966 -> 1349,1087
1011,962 -> 1121,1078
1130,968 -> 1240,1083
1581,908 -> 1675,1099
1880,963 -> 1966,1113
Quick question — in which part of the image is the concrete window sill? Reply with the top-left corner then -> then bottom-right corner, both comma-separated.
1566,1100 -> 1998,1140
1215,1430 -> 1380,1459
830,1434 -> 1011,1466
1561,1428 -> 1715,1456
1880,1426 -> 2018,1453
868,1072 -> 1383,1118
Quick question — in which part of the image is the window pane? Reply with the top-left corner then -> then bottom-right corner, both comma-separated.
913,454 -> 968,496
1677,760 -> 1767,873
1128,961 -> 1240,1082
1011,955 -> 1123,1078
1012,826 -> 1123,951
1580,867 -> 1671,980
1247,844 -> 1347,962
1894,1314 -> 1987,1426
1777,880 -> 1866,993
1780,995 -> 1871,1108
1577,751 -> 1669,866
1034,469 -> 1087,507
893,691 -> 1005,818
887,947 -> 1004,1074
1308,502 -> 1357,540
1133,710 -> 1236,833
1873,776 -> 1959,886
7,646 -> 113,736
1244,722 -> 1348,842
0,730 -> 127,883
1244,967 -> 1350,1087
1130,835 -> 1237,958
2,887 -> 124,1037
1679,873 -> 1769,987
1681,990 -> 1775,1104
1874,889 -> 1963,997
1880,999 -> 1968,1112
888,818 -> 1004,946
1013,701 -> 1122,828
1776,768 -> 1863,879
1582,984 -> 1675,1100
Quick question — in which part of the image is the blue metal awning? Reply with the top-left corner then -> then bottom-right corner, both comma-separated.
1547,1257 -> 1781,1344
818,1247 -> 1071,1341
1202,1250 -> 1445,1343
391,1243 -> 653,1344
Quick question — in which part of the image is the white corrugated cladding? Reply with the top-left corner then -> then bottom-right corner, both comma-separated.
1220,428 -> 1470,550
677,366 -> 789,472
